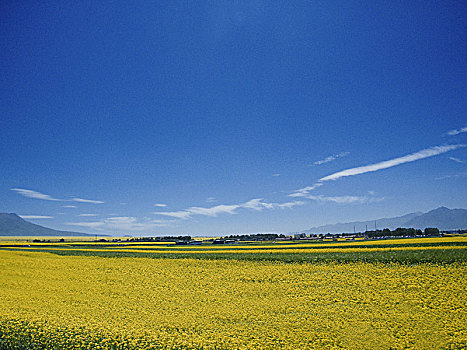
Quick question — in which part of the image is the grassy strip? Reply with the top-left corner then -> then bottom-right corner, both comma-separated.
84,241 -> 467,250
7,246 -> 466,264
2,241 -> 466,251
4,246 -> 466,257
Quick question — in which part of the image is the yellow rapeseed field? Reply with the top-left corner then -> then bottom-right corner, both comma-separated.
11,244 -> 466,255
3,235 -> 465,249
0,250 -> 466,349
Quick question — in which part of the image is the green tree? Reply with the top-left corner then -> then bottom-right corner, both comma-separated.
424,227 -> 439,236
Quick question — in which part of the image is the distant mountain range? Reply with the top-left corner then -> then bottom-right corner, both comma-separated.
0,213 -> 98,236
302,207 -> 467,234
2,207 -> 466,237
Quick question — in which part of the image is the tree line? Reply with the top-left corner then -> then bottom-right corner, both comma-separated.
364,227 -> 439,238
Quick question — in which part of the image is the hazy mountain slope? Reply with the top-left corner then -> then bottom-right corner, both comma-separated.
405,207 -> 467,230
0,213 -> 95,236
303,212 -> 422,234
303,207 -> 466,234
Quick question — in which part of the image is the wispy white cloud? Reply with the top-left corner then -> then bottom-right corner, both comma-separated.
78,213 -> 98,217
206,197 -> 217,203
275,201 -> 307,209
305,194 -> 384,204
272,173 -> 281,177
445,126 -> 467,136
154,203 -> 167,207
11,188 -> 104,204
185,203 -> 240,217
449,157 -> 464,164
242,198 -> 306,210
154,211 -> 192,219
67,222 -> 104,228
20,215 -> 54,219
312,151 -> 350,165
67,216 -> 174,232
435,172 -> 467,180
320,144 -> 465,182
11,188 -> 60,201
104,217 -> 138,225
71,197 -> 104,204
154,198 -> 305,220
289,183 -> 323,197
290,144 -> 465,197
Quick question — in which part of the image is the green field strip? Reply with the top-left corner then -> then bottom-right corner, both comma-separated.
2,246 -> 466,264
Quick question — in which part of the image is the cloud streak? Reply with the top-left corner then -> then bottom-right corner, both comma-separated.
435,172 -> 467,180
19,215 -> 54,219
67,216 -> 174,232
305,194 -> 384,204
289,183 -> 323,197
11,188 -> 60,201
71,197 -> 104,204
312,152 -> 349,165
449,157 -> 464,164
319,144 -> 465,182
154,198 -> 305,219
290,144 -> 465,197
11,188 -> 104,204
445,126 -> 467,136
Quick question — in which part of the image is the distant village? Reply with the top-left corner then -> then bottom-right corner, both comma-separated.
27,227 -> 466,245
81,227 -> 466,245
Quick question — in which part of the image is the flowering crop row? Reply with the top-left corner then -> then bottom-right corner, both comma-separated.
9,244 -> 467,255
0,250 -> 466,349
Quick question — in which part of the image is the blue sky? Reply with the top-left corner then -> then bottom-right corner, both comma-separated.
1,1 -> 466,236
